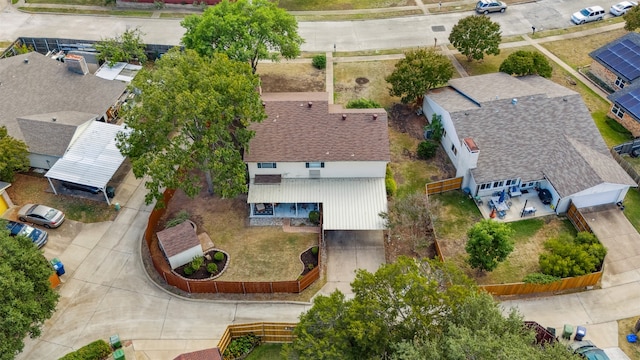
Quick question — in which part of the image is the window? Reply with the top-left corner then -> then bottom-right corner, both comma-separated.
612,104 -> 625,118
442,129 -> 447,138
305,162 -> 325,168
257,162 -> 276,169
493,181 -> 504,188
615,77 -> 626,89
506,179 -> 512,186
480,183 -> 490,190
451,144 -> 457,156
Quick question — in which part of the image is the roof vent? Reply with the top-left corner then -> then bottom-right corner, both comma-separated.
24,58 -> 29,64
308,102 -> 313,108
52,117 -> 57,122
373,114 -> 378,120
511,98 -> 518,105
342,114 -> 347,120
262,102 -> 266,107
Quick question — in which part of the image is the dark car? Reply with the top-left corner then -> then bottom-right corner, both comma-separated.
4,220 -> 48,249
569,340 -> 610,360
62,181 -> 101,195
538,188 -> 553,205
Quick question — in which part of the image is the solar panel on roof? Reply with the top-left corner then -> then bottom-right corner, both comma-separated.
595,38 -> 640,81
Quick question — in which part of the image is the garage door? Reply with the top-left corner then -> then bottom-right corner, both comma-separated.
571,189 -> 622,208
0,195 -> 7,215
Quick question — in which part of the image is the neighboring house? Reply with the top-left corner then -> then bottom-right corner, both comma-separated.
156,220 -> 203,270
244,92 -> 390,230
0,52 -> 128,169
0,181 -> 14,216
422,73 -> 635,214
589,32 -> 640,92
608,82 -> 640,137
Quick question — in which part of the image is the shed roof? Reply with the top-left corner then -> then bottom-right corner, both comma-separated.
44,121 -> 130,189
429,73 -> 635,196
0,52 -> 126,143
157,220 -> 200,258
173,348 -> 222,360
244,92 -> 390,163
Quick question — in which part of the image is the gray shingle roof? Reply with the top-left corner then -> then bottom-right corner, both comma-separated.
244,92 -> 390,162
17,111 -> 98,156
433,73 -> 635,197
0,52 -> 126,153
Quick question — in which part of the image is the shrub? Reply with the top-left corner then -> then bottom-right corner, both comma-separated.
385,165 -> 397,197
417,140 -> 438,159
308,210 -> 320,225
346,98 -> 382,109
539,232 -> 607,278
183,265 -> 195,275
191,256 -> 204,270
165,210 -> 189,228
59,339 -> 112,360
466,219 -> 514,272
312,54 -> 326,69
207,263 -> 218,274
522,272 -> 561,284
311,246 -> 319,255
223,333 -> 261,359
214,251 -> 225,261
307,263 -> 315,270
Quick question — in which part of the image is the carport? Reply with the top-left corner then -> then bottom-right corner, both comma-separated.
45,121 -> 130,205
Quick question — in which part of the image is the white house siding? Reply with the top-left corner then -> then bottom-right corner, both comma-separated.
248,161 -> 387,179
423,98 -> 466,179
29,153 -> 61,170
168,245 -> 204,270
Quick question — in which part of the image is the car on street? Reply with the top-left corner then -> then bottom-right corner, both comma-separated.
569,340 -> 610,360
475,0 -> 507,14
4,220 -> 48,249
18,204 -> 65,228
610,1 -> 637,16
571,6 -> 606,24
537,188 -> 553,205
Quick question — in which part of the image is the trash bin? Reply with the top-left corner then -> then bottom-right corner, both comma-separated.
113,348 -> 125,360
50,258 -> 65,276
575,326 -> 586,341
546,327 -> 556,338
110,334 -> 122,349
562,324 -> 573,340
106,186 -> 115,199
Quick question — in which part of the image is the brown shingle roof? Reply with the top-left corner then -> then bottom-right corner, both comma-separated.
244,92 -> 390,162
156,220 -> 200,257
173,348 -> 222,360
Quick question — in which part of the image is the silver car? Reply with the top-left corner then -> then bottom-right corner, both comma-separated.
475,0 -> 507,14
610,1 -> 637,16
18,204 -> 65,228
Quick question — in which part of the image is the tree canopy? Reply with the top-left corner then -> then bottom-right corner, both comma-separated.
499,50 -> 553,78
0,126 -> 29,182
96,28 -> 147,66
466,219 -> 515,272
624,6 -> 640,31
285,257 -> 578,360
117,48 -> 266,205
449,15 -> 501,62
386,48 -> 454,105
0,222 -> 59,360
181,0 -> 303,74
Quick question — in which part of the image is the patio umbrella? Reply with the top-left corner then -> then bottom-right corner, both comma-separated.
499,189 -> 506,203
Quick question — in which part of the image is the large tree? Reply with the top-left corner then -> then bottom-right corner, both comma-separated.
95,28 -> 147,66
0,222 -> 60,360
466,219 -> 515,272
624,6 -> 640,30
386,48 -> 454,105
181,0 -> 303,74
285,257 -> 577,360
499,50 -> 552,78
449,15 -> 501,62
117,48 -> 266,205
0,126 -> 29,182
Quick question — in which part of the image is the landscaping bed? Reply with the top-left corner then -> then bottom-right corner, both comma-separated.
173,249 -> 228,279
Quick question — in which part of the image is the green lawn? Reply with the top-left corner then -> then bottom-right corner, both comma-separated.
246,343 -> 285,360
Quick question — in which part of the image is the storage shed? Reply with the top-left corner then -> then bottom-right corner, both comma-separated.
157,220 -> 203,270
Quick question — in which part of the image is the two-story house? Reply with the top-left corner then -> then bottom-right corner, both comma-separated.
244,92 -> 390,230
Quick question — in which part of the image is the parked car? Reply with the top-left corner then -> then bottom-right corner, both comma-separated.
538,188 -> 552,205
610,1 -> 637,16
4,220 -> 48,249
475,0 -> 507,14
62,181 -> 101,195
571,6 -> 606,24
18,204 -> 65,229
569,340 -> 610,360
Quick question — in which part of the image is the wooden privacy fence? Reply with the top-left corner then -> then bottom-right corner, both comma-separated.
425,177 -> 463,195
610,149 -> 640,186
144,189 -> 321,294
480,270 -> 602,296
566,201 -> 592,233
217,322 -> 297,354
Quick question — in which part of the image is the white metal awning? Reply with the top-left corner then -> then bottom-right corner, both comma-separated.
248,178 -> 388,230
45,121 -> 130,204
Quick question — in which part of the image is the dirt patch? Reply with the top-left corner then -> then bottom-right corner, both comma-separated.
258,62 -> 325,93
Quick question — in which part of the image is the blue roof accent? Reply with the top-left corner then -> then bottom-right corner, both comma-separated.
610,82 -> 640,121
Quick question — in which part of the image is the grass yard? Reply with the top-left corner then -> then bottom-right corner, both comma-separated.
618,316 -> 640,360
18,7 -> 153,16
246,343 -> 285,360
429,191 -> 577,285
333,59 -> 399,107
295,9 -> 423,21
541,28 -> 628,69
277,0 -> 415,11
389,131 -> 445,197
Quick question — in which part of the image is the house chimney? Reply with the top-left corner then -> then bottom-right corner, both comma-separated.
64,54 -> 89,75
511,98 -> 518,105
342,114 -> 347,120
373,114 -> 378,120
308,102 -> 312,108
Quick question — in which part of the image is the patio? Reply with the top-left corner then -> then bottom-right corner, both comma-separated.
475,191 -> 555,223
252,202 -> 319,219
